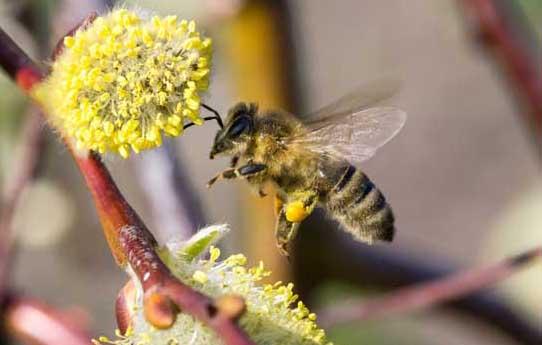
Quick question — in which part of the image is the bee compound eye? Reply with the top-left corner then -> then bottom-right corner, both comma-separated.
228,116 -> 251,138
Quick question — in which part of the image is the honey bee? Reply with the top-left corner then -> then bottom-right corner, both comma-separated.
207,81 -> 406,256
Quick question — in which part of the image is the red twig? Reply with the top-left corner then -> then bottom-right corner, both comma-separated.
78,152 -> 252,344
0,15 -> 255,345
317,247 -> 542,326
3,294 -> 91,345
459,0 -> 542,146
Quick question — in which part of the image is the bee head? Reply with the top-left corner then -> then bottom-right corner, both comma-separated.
210,102 -> 257,159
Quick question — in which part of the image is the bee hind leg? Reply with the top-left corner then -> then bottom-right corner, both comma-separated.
275,209 -> 300,257
275,192 -> 318,257
284,192 -> 318,223
206,163 -> 267,188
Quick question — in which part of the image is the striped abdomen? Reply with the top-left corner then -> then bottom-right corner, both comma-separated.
326,164 -> 395,243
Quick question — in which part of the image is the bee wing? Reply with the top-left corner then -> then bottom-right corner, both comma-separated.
300,78 -> 400,122
293,107 -> 406,164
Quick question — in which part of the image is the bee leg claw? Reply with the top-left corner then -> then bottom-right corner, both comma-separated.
230,155 -> 240,168
206,168 -> 237,188
206,177 -> 218,188
277,241 -> 290,257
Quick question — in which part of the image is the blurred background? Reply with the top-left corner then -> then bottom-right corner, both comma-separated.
0,0 -> 541,344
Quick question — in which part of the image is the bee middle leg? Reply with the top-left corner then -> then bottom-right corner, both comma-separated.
207,163 -> 267,188
230,155 -> 240,168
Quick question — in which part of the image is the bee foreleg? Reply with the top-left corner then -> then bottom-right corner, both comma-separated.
238,163 -> 267,176
206,163 -> 267,188
275,209 -> 300,257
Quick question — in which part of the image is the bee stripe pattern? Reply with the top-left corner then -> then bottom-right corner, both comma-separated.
327,165 -> 394,243
335,165 -> 356,191
353,178 -> 374,204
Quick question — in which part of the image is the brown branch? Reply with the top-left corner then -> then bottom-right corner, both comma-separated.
317,247 -> 542,327
294,221 -> 542,344
459,0 -> 542,148
76,152 -> 252,344
134,142 -> 205,242
0,16 -> 255,345
0,108 -> 44,293
3,294 -> 91,345
0,30 -> 42,83
52,12 -> 97,60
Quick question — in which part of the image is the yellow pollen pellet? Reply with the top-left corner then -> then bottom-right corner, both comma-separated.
285,201 -> 309,222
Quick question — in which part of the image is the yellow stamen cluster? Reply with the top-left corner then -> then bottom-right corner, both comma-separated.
33,9 -> 212,158
97,225 -> 332,345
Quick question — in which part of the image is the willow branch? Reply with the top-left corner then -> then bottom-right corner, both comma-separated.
134,142 -> 205,242
294,221 -> 542,344
318,247 -> 542,327
0,17 -> 255,345
459,0 -> 542,147
77,152 -> 252,345
3,294 -> 91,345
0,108 -> 44,293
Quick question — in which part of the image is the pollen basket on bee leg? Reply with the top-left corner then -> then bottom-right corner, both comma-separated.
285,201 -> 309,223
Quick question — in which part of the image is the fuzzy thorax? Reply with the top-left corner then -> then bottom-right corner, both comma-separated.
32,9 -> 212,158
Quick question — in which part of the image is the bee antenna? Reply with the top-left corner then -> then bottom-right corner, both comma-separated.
201,103 -> 224,128
182,103 -> 224,130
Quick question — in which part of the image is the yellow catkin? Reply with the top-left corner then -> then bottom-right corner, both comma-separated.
98,226 -> 332,345
32,9 -> 212,158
